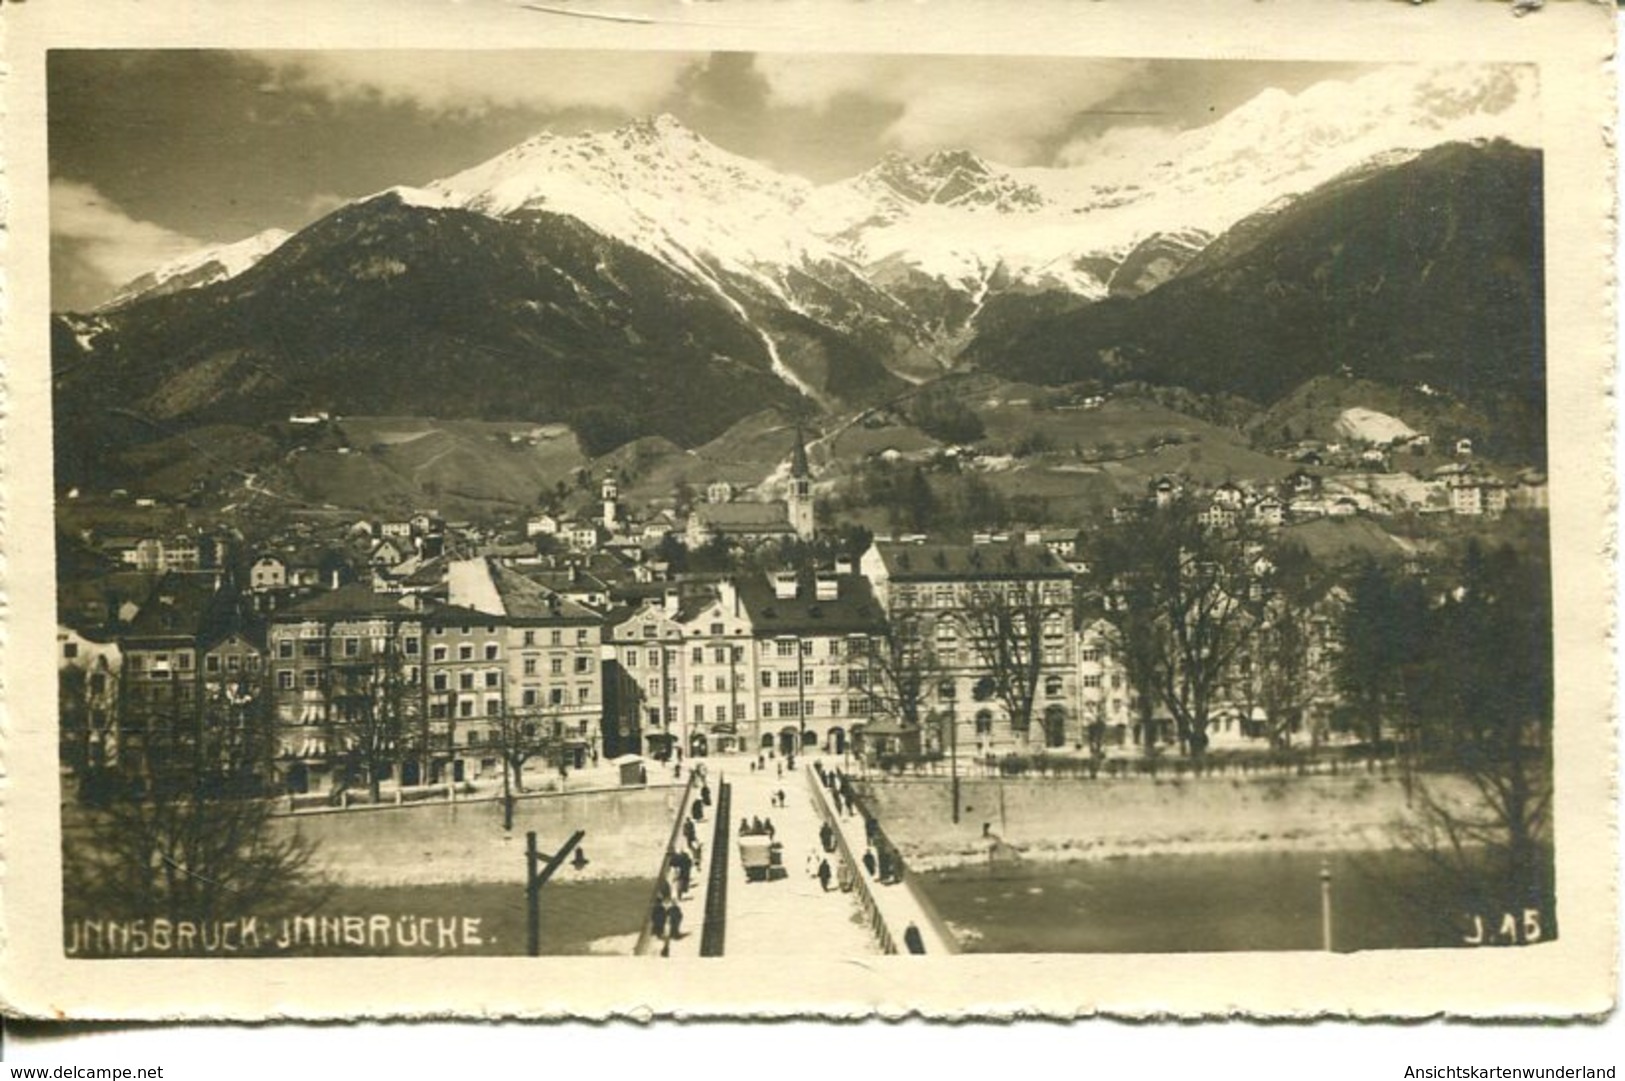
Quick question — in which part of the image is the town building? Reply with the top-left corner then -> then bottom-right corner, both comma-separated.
861,541 -> 1078,755
736,571 -> 886,758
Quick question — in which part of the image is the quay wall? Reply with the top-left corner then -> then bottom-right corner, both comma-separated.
856,771 -> 1478,870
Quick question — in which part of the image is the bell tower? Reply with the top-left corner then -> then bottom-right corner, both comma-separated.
787,428 -> 814,539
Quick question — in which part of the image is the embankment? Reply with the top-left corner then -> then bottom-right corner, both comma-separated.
857,771 -> 1473,871
276,784 -> 684,887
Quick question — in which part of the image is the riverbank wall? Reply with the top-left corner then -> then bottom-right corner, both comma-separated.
856,770 -> 1472,871
276,784 -> 685,887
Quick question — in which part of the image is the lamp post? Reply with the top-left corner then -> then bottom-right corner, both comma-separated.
525,829 -> 587,957
1319,860 -> 1334,952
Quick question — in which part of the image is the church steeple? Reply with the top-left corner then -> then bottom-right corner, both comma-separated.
787,427 -> 814,539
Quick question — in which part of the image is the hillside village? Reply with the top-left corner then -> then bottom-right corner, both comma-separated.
57,393 -> 1549,802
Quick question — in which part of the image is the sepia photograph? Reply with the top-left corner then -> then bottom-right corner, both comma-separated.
2,0 -> 1614,1023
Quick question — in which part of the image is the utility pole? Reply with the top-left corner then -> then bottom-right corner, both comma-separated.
525,829 -> 587,957
1320,860 -> 1334,952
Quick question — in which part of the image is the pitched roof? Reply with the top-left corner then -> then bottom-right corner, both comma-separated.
735,573 -> 886,636
691,502 -> 795,533
490,563 -> 602,624
276,583 -> 421,621
870,542 -> 1070,581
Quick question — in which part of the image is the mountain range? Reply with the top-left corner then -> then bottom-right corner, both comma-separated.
53,63 -> 1544,490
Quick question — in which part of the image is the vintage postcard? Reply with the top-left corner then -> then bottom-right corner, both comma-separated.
0,0 -> 1615,1021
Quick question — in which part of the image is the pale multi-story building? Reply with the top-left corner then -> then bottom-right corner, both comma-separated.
860,542 -> 1078,756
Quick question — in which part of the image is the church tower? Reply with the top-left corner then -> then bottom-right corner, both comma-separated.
787,428 -> 814,539
601,474 -> 620,531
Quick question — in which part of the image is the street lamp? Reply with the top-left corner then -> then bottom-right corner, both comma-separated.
524,829 -> 587,957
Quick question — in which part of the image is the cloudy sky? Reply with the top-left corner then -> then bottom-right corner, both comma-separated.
49,51 -> 1375,310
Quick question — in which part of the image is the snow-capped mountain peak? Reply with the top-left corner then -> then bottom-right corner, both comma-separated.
101,227 -> 292,311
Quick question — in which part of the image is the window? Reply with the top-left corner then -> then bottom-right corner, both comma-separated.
206,655 -> 221,674
404,637 -> 420,656
1082,674 -> 1102,689
550,688 -> 565,707
693,675 -> 706,693
1045,675 -> 1064,697
1080,647 -> 1102,664
647,650 -> 660,667
577,629 -> 589,645
277,640 -> 294,660
431,645 -> 447,662
523,689 -> 538,707
524,657 -> 538,676
713,647 -> 729,664
733,704 -> 746,722
732,646 -> 744,663
344,637 -> 360,658
935,621 -> 959,662
484,644 -> 498,661
848,669 -> 868,688
801,639 -> 813,656
694,705 -> 704,725
466,729 -> 482,746
827,639 -> 842,660
831,699 -> 842,716
550,657 -> 563,676
641,624 -> 656,639
710,622 -> 724,636
848,698 -> 869,717
278,671 -> 294,690
647,678 -> 660,696
761,671 -> 774,688
1110,674 -> 1123,690
433,674 -> 448,692
776,640 -> 795,657
780,700 -> 800,718
227,655 -> 241,672
975,709 -> 994,735
485,698 -> 500,717
575,656 -> 591,674
458,644 -> 474,661
714,676 -> 727,692
485,671 -> 500,689
625,650 -> 638,668
303,671 -> 321,689
578,686 -> 591,703
938,679 -> 956,699
302,641 -> 323,659
762,702 -> 774,718
692,647 -> 704,664
523,630 -> 536,647
459,673 -> 475,691
647,709 -> 661,726
829,670 -> 843,685
777,671 -> 798,688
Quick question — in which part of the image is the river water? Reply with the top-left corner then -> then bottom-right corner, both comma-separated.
915,850 -> 1554,953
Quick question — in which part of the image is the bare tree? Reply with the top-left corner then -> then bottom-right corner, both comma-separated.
860,623 -> 945,745
1245,544 -> 1330,750
491,701 -> 564,831
1091,499 -> 1256,756
66,675 -> 327,928
963,580 -> 1061,742
329,637 -> 418,803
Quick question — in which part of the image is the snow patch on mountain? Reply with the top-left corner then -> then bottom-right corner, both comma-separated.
102,227 -> 292,310
1336,407 -> 1420,446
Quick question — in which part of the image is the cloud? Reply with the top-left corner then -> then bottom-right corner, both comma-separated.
755,55 -> 1147,165
50,180 -> 203,296
253,50 -> 701,118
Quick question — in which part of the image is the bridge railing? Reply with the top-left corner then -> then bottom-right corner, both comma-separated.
804,765 -> 898,955
633,768 -> 701,957
699,778 -> 731,957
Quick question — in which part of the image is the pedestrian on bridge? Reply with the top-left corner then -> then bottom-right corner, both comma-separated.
817,857 -> 832,892
651,898 -> 669,941
862,849 -> 877,879
667,901 -> 685,941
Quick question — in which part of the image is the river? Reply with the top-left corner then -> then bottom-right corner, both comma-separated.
914,849 -> 1555,953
